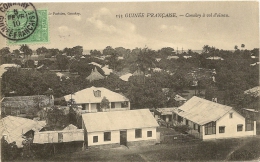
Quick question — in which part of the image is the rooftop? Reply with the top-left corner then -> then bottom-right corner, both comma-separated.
64,86 -> 129,104
82,109 -> 159,132
177,96 -> 233,125
0,116 -> 46,148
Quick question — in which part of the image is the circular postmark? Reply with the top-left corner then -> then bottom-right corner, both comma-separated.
0,3 -> 38,41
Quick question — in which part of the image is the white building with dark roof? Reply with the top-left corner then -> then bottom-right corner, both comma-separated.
64,86 -> 130,113
172,96 -> 256,140
82,109 -> 159,148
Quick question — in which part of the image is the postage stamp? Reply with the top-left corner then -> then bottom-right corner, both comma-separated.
8,9 -> 49,45
0,3 -> 38,40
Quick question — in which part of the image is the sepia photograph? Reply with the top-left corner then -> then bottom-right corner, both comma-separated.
0,1 -> 259,161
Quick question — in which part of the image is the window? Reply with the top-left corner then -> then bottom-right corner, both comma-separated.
219,126 -> 225,133
173,113 -> 177,120
135,129 -> 142,138
121,101 -> 128,108
186,120 -> 189,125
198,126 -> 200,133
97,103 -> 101,110
246,119 -> 254,131
177,116 -> 183,123
205,122 -> 216,135
93,136 -> 98,143
93,90 -> 101,97
237,124 -> 243,132
147,131 -> 152,137
193,124 -> 196,130
104,132 -> 111,141
111,102 -> 115,108
229,113 -> 233,119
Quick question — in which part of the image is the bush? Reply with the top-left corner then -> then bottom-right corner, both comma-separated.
173,125 -> 191,133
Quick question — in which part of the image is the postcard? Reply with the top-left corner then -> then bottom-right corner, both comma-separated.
0,1 -> 259,161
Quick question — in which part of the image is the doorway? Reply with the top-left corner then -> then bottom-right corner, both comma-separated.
120,130 -> 127,146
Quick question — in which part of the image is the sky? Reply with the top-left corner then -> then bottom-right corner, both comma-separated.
1,1 -> 259,52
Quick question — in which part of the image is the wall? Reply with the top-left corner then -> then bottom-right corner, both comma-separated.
202,110 -> 256,140
88,130 -> 120,146
127,127 -> 157,142
87,127 -> 157,147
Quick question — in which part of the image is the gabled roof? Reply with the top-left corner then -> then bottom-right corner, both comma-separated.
102,66 -> 113,75
86,67 -> 104,82
244,86 -> 260,97
156,107 -> 177,115
82,109 -> 159,132
120,73 -> 133,81
0,116 -> 46,148
174,94 -> 187,101
64,86 -> 129,104
177,96 -> 233,125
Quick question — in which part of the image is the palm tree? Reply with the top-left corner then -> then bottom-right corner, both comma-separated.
241,44 -> 245,50
202,45 -> 210,53
234,45 -> 238,51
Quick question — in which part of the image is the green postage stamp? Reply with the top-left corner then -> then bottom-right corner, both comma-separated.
6,9 -> 49,45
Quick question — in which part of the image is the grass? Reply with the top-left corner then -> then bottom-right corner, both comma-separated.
15,137 -> 259,162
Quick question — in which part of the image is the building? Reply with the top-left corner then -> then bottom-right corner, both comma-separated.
174,94 -> 187,106
120,73 -> 133,81
33,129 -> 84,144
64,86 -> 130,113
82,109 -> 159,148
206,56 -> 224,60
1,95 -> 54,116
172,96 -> 256,140
244,86 -> 260,97
86,67 -> 105,82
155,107 -> 177,122
0,116 -> 46,148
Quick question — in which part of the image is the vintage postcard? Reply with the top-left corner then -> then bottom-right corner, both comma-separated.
0,1 -> 259,161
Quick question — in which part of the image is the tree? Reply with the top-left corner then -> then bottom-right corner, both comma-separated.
46,106 -> 68,130
135,48 -> 156,84
36,47 -> 48,55
56,54 -> 69,71
103,46 -> 115,56
20,44 -> 32,60
100,97 -> 110,112
202,45 -> 210,53
234,45 -> 238,50
0,47 -> 11,64
241,44 -> 245,50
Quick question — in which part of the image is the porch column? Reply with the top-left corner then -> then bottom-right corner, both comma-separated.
128,101 -> 130,110
109,102 -> 111,111
88,103 -> 91,112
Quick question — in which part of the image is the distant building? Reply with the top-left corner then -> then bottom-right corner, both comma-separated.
64,86 -> 130,113
102,65 -> 113,76
155,107 -> 177,122
0,64 -> 20,78
172,96 -> 256,140
1,95 -> 54,116
244,86 -> 260,97
82,109 -> 159,149
206,56 -> 224,60
167,56 -> 179,60
174,94 -> 187,106
120,73 -> 133,81
86,67 -> 105,82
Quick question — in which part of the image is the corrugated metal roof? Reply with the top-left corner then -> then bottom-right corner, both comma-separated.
82,109 -> 159,132
0,116 -> 46,148
177,96 -> 232,125
156,107 -> 177,115
64,86 -> 129,104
